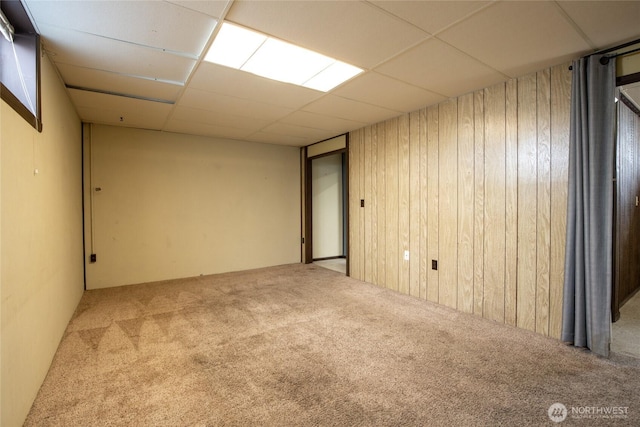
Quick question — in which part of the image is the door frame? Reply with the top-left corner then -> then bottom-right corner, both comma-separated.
302,134 -> 349,275
612,75 -> 640,322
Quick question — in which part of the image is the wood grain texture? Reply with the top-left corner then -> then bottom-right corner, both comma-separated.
483,83 -> 506,323
370,124 -> 378,286
473,90 -> 485,316
504,79 -> 518,326
399,114 -> 411,295
364,126 -> 373,283
536,69 -> 551,336
349,128 -> 360,280
359,127 -> 366,280
457,94 -> 475,313
409,111 -> 421,298
517,73 -> 538,332
386,118 -> 399,291
346,64 -> 572,341
549,63 -> 571,339
439,99 -> 458,309
419,108 -> 429,300
377,122 -> 387,288
427,105 -> 440,303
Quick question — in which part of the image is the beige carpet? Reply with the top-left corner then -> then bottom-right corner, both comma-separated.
26,264 -> 640,426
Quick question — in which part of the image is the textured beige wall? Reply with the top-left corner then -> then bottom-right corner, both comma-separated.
85,125 -> 301,289
1,55 -> 84,426
307,134 -> 346,158
312,153 -> 343,259
617,51 -> 640,77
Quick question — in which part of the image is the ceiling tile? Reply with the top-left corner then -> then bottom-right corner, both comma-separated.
189,62 -> 324,109
226,0 -> 428,68
280,111 -> 366,134
260,122 -> 335,141
371,0 -> 491,35
24,0 -> 216,55
437,1 -> 591,77
164,120 -> 254,140
333,71 -> 446,112
56,64 -> 183,102
302,95 -> 401,124
170,106 -> 271,132
244,132 -> 313,147
375,38 -> 507,98
166,1 -> 231,19
42,25 -> 196,83
22,0 -> 640,147
178,88 -> 294,121
69,89 -> 173,130
558,1 -> 640,49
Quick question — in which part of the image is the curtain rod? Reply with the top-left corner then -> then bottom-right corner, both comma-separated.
600,46 -> 640,65
589,37 -> 640,64
568,38 -> 640,70
595,37 -> 640,57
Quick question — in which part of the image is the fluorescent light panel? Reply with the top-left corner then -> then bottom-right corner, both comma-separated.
204,22 -> 363,92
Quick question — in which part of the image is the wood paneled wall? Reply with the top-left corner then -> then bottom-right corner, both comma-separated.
349,63 -> 571,339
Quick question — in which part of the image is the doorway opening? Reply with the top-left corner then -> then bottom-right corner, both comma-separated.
311,152 -> 347,274
302,135 -> 348,275
612,79 -> 640,358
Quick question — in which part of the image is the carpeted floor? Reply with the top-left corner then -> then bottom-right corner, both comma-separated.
26,264 -> 640,426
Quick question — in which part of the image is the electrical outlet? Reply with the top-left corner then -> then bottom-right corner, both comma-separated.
404,250 -> 410,261
90,254 -> 97,263
432,259 -> 438,270
360,199 -> 365,207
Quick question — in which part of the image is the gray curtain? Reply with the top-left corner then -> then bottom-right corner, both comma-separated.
562,54 -> 616,357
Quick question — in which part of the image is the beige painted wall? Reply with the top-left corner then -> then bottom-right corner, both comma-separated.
349,63 -> 571,340
84,125 -> 301,289
307,134 -> 346,158
1,55 -> 84,426
617,51 -> 640,77
312,153 -> 343,259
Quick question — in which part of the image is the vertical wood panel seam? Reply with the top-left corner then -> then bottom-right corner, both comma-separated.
514,79 -> 520,325
504,82 -> 508,320
455,101 -> 460,309
535,73 -> 539,332
472,96 -> 476,311
533,74 -> 538,330
482,89 -> 487,316
437,106 -> 441,303
547,72 -> 553,336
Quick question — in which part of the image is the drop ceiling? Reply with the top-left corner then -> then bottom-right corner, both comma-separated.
22,0 -> 640,147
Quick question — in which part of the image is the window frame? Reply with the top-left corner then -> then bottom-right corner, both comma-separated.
1,0 -> 42,132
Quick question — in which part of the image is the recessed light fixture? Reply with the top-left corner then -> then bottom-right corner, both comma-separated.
204,22 -> 363,92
